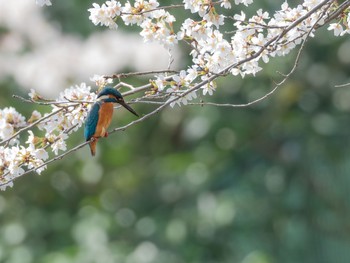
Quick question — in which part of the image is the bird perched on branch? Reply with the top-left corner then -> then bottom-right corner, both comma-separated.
84,87 -> 139,156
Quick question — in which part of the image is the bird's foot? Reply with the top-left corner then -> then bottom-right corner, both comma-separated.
104,132 -> 109,138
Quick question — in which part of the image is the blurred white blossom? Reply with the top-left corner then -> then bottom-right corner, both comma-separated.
0,0 -> 180,97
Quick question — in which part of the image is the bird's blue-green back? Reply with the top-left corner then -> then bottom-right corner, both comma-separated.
84,102 -> 101,141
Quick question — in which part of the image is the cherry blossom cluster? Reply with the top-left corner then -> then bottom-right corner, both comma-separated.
89,0 -> 177,47
0,107 -> 26,144
328,6 -> 350,36
0,83 -> 96,190
86,0 -> 344,108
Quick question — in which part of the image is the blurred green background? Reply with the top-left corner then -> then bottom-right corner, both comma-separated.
1,1 -> 350,263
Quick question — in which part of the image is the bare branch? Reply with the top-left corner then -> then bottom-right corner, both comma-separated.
322,1 -> 350,25
122,75 -> 175,96
104,70 -> 178,79
335,82 -> 350,88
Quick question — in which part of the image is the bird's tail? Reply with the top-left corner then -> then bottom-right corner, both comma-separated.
89,139 -> 97,156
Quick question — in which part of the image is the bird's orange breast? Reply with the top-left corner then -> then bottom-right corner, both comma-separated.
94,102 -> 114,137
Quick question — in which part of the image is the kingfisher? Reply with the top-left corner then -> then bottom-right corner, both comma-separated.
84,87 -> 139,156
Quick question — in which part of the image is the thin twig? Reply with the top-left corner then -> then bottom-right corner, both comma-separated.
105,70 -> 178,79
122,75 -> 175,96
13,95 -> 61,106
167,49 -> 174,71
121,3 -> 184,15
115,82 -> 137,91
120,0 -> 225,16
335,82 -> 350,88
13,94 -> 93,106
322,1 -> 350,25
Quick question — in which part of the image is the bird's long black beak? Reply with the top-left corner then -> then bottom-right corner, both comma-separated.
119,100 -> 139,117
